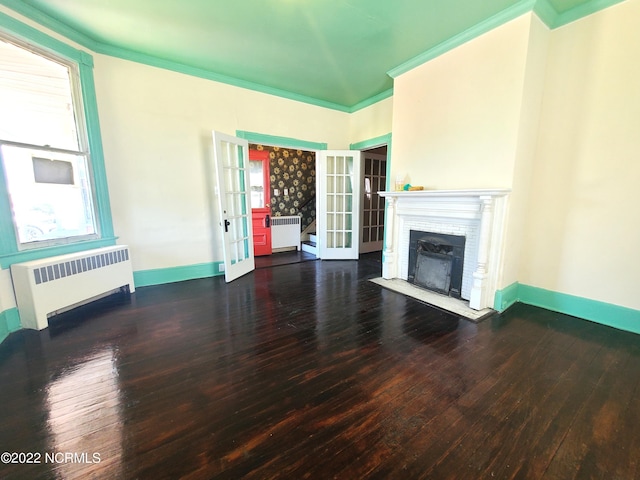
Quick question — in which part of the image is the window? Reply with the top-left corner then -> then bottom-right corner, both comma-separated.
0,37 -> 97,248
0,12 -> 114,267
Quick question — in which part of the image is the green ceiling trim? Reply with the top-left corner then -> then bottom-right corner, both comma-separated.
0,6 -> 93,61
95,43 -> 352,113
551,0 -> 626,27
2,0 -> 628,112
348,89 -> 394,114
0,0 -> 99,50
388,0 -> 537,79
0,0 -> 353,112
236,131 -> 328,151
388,0 -> 629,78
533,0 -> 560,26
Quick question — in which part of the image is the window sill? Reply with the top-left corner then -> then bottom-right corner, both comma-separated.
0,237 -> 118,269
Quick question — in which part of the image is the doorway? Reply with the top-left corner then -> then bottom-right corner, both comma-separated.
360,145 -> 387,254
248,144 -> 317,259
249,149 -> 272,256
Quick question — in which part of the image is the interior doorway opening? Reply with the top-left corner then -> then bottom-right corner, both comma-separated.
360,145 -> 388,254
248,140 -> 388,264
248,143 -> 317,258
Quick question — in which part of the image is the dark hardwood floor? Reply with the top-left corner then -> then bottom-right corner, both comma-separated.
254,249 -> 317,269
1,253 -> 639,479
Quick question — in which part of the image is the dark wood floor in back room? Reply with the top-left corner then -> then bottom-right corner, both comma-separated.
1,253 -> 639,479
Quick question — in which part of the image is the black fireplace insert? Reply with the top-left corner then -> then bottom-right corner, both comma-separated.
408,230 -> 466,298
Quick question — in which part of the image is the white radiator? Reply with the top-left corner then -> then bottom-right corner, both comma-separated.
10,245 -> 135,330
271,216 -> 301,251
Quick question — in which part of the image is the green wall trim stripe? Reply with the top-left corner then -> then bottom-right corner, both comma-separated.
236,131 -> 328,151
494,282 -> 640,335
518,284 -> 640,334
133,262 -> 223,288
0,307 -> 21,345
387,0 -> 536,79
350,133 -> 392,152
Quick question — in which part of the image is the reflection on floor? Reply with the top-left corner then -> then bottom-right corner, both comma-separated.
369,277 -> 494,322
254,250 -> 317,269
1,253 -> 639,478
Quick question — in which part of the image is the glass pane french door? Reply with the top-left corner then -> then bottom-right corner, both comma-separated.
317,150 -> 361,260
212,131 -> 255,282
360,152 -> 387,253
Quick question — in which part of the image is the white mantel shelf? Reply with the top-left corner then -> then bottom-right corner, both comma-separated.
379,188 -> 511,312
379,189 -> 510,198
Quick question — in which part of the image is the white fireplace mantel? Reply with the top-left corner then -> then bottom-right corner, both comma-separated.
379,189 -> 510,311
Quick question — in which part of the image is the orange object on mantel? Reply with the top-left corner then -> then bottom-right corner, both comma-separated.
408,186 -> 424,191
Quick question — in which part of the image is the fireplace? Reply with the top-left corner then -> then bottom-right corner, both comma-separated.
378,189 -> 510,311
408,231 -> 465,298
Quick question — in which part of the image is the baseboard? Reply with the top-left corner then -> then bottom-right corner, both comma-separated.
0,307 -> 21,345
493,282 -> 520,311
494,282 -> 640,335
133,262 -> 224,287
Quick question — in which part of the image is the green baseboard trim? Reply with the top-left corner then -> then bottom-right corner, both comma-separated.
494,282 -> 520,312
0,307 -> 21,344
518,284 -> 640,334
495,282 -> 640,335
134,262 -> 224,288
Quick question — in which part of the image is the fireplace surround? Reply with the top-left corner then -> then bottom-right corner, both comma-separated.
378,189 -> 510,311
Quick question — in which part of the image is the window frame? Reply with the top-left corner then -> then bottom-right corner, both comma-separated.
0,12 -> 115,269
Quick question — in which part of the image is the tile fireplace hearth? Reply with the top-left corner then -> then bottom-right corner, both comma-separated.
378,189 -> 510,312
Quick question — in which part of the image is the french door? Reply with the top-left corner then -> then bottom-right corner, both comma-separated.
316,150 -> 361,260
360,152 -> 387,253
212,131 -> 255,282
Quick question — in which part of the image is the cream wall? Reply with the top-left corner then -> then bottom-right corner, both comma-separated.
0,4 -> 391,316
500,15 -> 550,288
391,1 -> 639,313
391,14 -> 533,190
522,0 -> 640,310
3,1 -> 637,332
349,96 -> 393,146
93,55 -> 352,272
390,13 -> 544,293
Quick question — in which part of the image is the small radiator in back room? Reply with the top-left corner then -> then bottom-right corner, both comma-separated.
270,216 -> 301,251
10,245 -> 135,330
